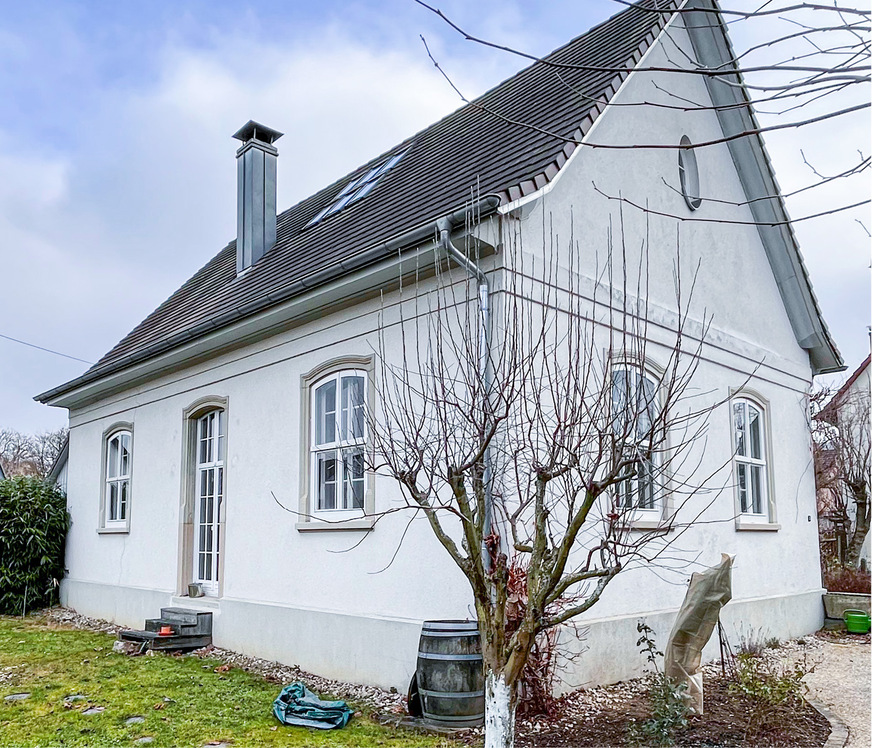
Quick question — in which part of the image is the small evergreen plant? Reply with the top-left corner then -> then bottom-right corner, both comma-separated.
0,476 -> 69,615
629,620 -> 689,747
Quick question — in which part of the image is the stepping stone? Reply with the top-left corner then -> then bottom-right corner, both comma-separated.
4,693 -> 30,701
64,694 -> 86,703
135,738 -> 154,745
126,716 -> 145,725
82,706 -> 105,715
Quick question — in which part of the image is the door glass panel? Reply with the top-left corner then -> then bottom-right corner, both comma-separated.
315,380 -> 337,445
734,403 -> 746,457
344,448 -> 365,509
108,437 -> 119,478
317,450 -> 337,509
341,375 -> 365,440
737,462 -> 748,512
748,406 -> 762,460
750,465 -> 763,514
119,480 -> 128,519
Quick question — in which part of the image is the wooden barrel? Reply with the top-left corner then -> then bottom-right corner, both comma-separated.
416,620 -> 484,727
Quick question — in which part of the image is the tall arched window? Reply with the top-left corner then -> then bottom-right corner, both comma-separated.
194,409 -> 224,594
101,425 -> 132,532
611,366 -> 660,512
310,369 -> 366,511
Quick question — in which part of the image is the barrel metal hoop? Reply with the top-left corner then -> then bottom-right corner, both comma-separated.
421,621 -> 480,631
420,631 -> 481,638
417,652 -> 483,661
419,688 -> 485,698
421,713 -> 484,724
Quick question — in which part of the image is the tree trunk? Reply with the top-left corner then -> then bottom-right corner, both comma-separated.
846,485 -> 870,568
484,671 -> 517,748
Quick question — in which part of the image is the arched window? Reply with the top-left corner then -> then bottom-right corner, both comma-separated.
732,398 -> 768,516
194,409 -> 224,595
310,369 -> 367,511
611,366 -> 660,512
678,135 -> 702,211
102,427 -> 132,530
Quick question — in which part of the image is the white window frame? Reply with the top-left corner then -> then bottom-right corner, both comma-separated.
678,135 -> 702,211
298,356 -> 375,531
193,409 -> 225,596
730,392 -> 778,529
310,369 -> 367,512
611,365 -> 662,519
99,424 -> 133,533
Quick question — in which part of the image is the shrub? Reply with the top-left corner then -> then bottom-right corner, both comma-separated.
823,565 -> 871,593
629,620 -> 689,747
729,653 -> 807,706
0,477 -> 69,615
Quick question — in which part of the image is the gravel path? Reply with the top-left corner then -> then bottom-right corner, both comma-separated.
804,639 -> 870,748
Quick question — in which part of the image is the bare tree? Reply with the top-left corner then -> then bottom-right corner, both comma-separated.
0,427 -> 68,479
369,211 -> 723,747
812,382 -> 871,568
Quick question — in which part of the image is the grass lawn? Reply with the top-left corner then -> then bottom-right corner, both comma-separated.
0,615 -> 460,747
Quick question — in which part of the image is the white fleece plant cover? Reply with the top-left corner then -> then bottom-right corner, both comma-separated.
664,553 -> 734,714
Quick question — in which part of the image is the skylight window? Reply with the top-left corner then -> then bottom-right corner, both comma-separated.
307,151 -> 405,227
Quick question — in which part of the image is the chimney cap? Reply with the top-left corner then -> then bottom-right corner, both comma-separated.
232,120 -> 283,145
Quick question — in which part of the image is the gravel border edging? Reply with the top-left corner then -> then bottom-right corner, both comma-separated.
806,696 -> 850,748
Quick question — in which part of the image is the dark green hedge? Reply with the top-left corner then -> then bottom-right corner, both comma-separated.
0,476 -> 69,615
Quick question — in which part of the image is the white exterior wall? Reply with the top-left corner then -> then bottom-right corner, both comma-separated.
60,17 -> 825,691
500,16 -> 822,687
63,285 -> 478,687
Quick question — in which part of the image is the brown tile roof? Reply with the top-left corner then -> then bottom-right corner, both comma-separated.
39,1 -> 671,402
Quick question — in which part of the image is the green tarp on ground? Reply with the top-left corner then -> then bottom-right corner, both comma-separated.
272,682 -> 354,729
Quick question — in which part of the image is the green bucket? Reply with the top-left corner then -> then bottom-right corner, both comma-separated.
843,609 -> 871,634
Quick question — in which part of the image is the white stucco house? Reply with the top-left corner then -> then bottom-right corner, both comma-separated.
37,0 -> 843,691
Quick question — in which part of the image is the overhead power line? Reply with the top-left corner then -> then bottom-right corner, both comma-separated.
0,333 -> 94,365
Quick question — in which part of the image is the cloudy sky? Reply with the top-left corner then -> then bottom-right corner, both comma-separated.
1,0 -> 868,434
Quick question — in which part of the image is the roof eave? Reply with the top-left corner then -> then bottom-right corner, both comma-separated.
36,196 -> 502,408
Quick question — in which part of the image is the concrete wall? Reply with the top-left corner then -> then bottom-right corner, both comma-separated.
59,15 -> 825,690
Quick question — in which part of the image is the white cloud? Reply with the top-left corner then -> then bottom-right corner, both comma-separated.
0,19 -> 490,431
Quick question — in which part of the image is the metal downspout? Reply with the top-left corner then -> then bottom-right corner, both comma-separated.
436,217 -> 494,573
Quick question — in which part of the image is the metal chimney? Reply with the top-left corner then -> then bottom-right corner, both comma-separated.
232,120 -> 283,274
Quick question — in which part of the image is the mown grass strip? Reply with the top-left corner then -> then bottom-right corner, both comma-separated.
0,615 -> 460,747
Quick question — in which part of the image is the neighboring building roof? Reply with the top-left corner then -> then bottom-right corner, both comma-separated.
36,0 -> 842,406
818,354 -> 871,424
47,434 -> 69,486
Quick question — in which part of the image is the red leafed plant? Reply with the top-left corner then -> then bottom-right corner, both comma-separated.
504,562 -> 564,717
824,565 -> 871,594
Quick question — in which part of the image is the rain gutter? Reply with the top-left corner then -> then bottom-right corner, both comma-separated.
36,195 -> 502,406
437,215 -> 494,573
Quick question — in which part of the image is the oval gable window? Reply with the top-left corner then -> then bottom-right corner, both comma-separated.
678,135 -> 702,210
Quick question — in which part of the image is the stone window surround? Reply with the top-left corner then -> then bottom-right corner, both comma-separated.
297,355 -> 375,532
177,395 -> 229,598
97,421 -> 134,535
608,351 -> 674,531
729,387 -> 779,532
